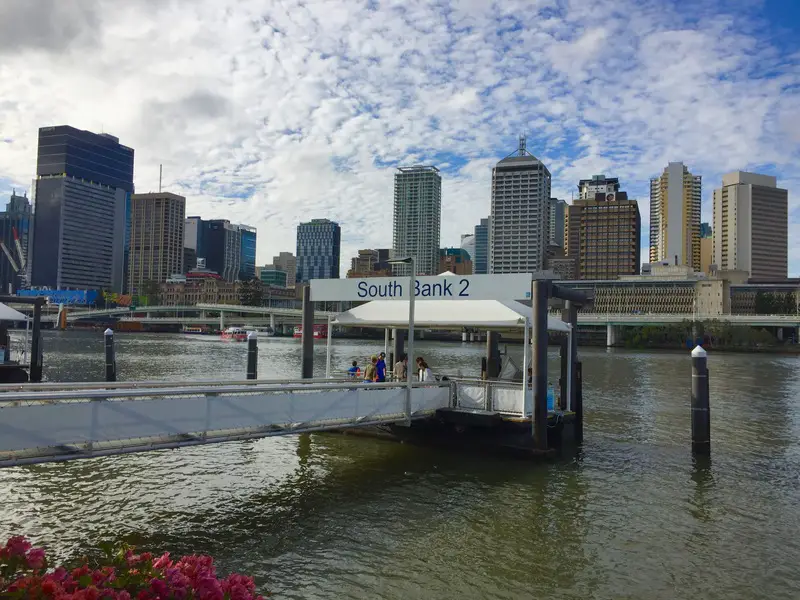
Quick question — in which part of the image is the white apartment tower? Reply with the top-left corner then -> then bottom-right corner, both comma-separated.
712,171 -> 788,281
392,165 -> 442,276
649,162 -> 702,270
490,136 -> 551,273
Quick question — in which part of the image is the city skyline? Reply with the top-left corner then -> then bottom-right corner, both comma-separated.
0,1 -> 798,276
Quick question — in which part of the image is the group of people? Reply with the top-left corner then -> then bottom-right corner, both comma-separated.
347,353 -> 434,382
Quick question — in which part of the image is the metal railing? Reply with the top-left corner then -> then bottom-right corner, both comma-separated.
449,378 -> 529,417
0,380 -> 451,467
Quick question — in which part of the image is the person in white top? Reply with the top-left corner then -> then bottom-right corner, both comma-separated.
416,357 -> 434,382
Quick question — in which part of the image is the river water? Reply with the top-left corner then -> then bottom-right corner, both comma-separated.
1,330 -> 799,599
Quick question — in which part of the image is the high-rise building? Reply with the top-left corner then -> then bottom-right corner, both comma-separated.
712,171 -> 788,281
649,162 -> 701,270
347,249 -> 391,278
700,222 -> 713,274
392,165 -> 442,276
127,192 -> 185,295
439,248 -> 472,275
259,266 -> 288,288
578,174 -> 620,200
184,216 -> 204,258
204,219 -> 241,282
490,137 -> 550,274
474,217 -> 489,274
296,218 -> 341,282
237,225 -> 257,281
565,189 -> 640,280
272,252 -> 297,288
548,198 -> 567,248
31,125 -> 134,292
0,190 -> 31,293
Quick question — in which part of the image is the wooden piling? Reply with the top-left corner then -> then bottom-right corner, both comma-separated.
531,279 -> 549,451
301,286 -> 314,379
691,345 -> 710,454
246,331 -> 258,380
574,360 -> 583,444
104,328 -> 116,382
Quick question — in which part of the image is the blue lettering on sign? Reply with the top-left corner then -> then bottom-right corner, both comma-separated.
357,280 -> 404,298
459,278 -> 470,297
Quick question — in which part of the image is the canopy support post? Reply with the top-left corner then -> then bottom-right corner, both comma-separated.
325,315 -> 333,379
522,319 -> 530,417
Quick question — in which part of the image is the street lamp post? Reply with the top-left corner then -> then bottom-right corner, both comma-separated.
388,256 -> 416,423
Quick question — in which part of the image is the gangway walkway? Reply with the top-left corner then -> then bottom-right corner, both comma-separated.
0,379 -> 451,467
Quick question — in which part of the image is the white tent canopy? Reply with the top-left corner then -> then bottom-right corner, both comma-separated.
332,299 -> 569,332
0,303 -> 28,322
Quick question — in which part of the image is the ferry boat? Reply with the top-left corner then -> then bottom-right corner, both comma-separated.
221,327 -> 249,342
244,326 -> 275,339
182,326 -> 207,335
293,324 -> 328,339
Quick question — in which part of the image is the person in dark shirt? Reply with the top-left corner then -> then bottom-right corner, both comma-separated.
348,361 -> 361,378
376,352 -> 387,382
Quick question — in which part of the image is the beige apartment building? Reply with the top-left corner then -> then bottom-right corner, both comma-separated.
649,162 -> 702,270
128,192 -> 185,295
565,189 -> 641,280
712,171 -> 788,281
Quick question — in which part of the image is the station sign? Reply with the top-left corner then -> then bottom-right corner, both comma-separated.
310,273 -> 533,302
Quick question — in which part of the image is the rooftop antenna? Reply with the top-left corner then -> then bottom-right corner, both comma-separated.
159,164 -> 163,193
518,134 -> 527,157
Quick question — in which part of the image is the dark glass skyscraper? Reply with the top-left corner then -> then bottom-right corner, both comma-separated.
31,126 -> 134,292
296,219 -> 341,283
238,225 -> 257,280
0,191 -> 31,293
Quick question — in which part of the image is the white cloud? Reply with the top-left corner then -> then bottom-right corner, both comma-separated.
0,0 -> 798,274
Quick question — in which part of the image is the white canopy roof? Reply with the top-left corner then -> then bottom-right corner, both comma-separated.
0,302 -> 28,322
332,299 -> 570,332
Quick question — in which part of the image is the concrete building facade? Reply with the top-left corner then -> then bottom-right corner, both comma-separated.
566,189 -> 640,280
392,166 -> 441,276
490,138 -> 550,274
700,222 -> 713,274
127,192 -> 185,295
712,171 -> 788,281
439,248 -> 472,275
272,252 -> 297,288
548,198 -> 567,248
649,162 -> 701,270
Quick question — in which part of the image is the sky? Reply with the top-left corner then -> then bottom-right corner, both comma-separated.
0,0 -> 799,276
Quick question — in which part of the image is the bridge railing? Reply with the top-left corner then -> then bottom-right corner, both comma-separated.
0,380 -> 451,467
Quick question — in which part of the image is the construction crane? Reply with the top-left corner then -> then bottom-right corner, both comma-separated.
0,227 -> 28,291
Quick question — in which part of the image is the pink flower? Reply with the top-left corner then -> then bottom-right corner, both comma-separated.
152,552 -> 172,570
25,547 -> 46,570
5,535 -> 32,557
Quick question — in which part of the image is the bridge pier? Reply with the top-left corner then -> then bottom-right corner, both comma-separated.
606,323 -> 617,347
270,313 -> 275,329
777,327 -> 784,342
219,312 -> 225,331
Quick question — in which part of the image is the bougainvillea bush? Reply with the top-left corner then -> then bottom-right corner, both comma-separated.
0,535 -> 267,599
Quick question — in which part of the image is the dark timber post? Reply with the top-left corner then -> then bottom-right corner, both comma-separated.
392,328 -> 404,369
531,279 -> 549,451
104,328 -> 116,382
301,285 -> 314,379
558,306 -> 569,411
29,299 -> 43,383
691,345 -> 710,454
246,331 -> 258,379
575,361 -> 583,444
486,331 -> 500,379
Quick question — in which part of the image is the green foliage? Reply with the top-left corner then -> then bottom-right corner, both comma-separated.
239,277 -> 264,306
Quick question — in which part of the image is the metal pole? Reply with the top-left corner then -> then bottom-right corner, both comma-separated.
559,335 -> 568,411
521,319 -> 530,416
566,300 -> 578,413
325,315 -> 333,379
691,345 -> 710,455
384,328 -> 389,359
104,328 -> 116,382
567,325 -> 574,412
405,258 -> 415,423
301,286 -> 314,379
531,279 -> 549,450
246,331 -> 258,380
575,360 -> 583,444
30,300 -> 43,383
